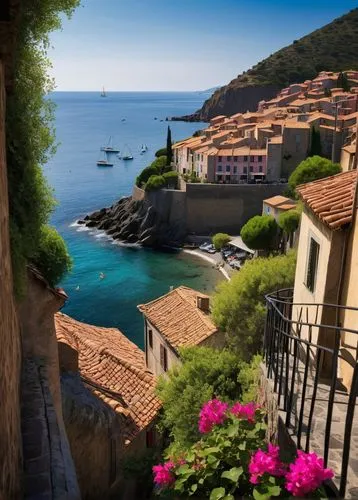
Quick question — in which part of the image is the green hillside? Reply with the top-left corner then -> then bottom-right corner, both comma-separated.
182,8 -> 358,121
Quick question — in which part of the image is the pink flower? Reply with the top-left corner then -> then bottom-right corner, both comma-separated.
231,402 -> 258,423
285,451 -> 334,497
249,444 -> 286,484
152,461 -> 175,487
198,398 -> 228,433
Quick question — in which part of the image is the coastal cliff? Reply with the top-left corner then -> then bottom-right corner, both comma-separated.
81,192 -> 187,247
175,8 -> 358,121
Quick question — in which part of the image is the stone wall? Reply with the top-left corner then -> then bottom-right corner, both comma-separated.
21,358 -> 80,499
132,185 -> 145,201
0,60 -> 22,500
185,183 -> 287,235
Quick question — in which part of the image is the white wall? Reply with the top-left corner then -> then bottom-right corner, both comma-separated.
144,319 -> 179,376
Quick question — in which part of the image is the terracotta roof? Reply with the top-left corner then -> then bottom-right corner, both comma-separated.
297,170 -> 358,230
263,195 -> 296,208
55,313 -> 161,443
138,286 -> 218,351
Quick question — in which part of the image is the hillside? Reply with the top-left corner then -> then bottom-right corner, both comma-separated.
177,8 -> 358,121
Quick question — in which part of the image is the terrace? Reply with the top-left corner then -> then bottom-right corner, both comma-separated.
263,289 -> 358,499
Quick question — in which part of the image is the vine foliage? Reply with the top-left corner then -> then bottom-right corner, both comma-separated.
6,0 -> 79,292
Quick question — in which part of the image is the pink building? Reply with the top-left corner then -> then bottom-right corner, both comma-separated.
213,148 -> 267,183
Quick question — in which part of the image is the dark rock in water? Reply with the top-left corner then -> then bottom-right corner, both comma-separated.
82,192 -> 186,249
77,220 -> 86,225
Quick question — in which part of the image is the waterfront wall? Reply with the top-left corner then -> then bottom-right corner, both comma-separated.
185,183 -> 287,235
132,185 -> 145,201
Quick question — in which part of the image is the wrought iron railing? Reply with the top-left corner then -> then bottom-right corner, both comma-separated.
264,289 -> 358,498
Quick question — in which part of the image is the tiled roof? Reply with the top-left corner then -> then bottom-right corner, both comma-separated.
138,286 -> 218,351
297,170 -> 358,230
55,313 -> 161,443
263,195 -> 296,208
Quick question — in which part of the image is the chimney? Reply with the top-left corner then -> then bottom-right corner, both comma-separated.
197,295 -> 210,313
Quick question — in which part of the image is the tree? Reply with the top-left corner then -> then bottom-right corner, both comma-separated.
337,71 -> 350,92
288,156 -> 341,196
309,127 -> 322,156
33,225 -> 72,286
212,233 -> 231,250
278,209 -> 301,249
166,126 -> 173,166
151,155 -> 169,174
136,165 -> 159,187
156,347 -> 242,450
212,251 -> 297,360
162,170 -> 178,188
240,215 -> 278,251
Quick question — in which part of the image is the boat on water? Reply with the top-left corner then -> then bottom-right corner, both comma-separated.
101,136 -> 120,153
101,86 -> 107,97
140,144 -> 148,154
97,151 -> 113,167
118,144 -> 133,160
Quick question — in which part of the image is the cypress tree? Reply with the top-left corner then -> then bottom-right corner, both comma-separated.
309,127 -> 322,156
166,126 -> 173,166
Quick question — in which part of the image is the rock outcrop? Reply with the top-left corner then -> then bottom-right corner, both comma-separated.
81,195 -> 186,247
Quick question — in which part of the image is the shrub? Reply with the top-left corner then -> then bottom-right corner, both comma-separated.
241,215 -> 278,251
212,233 -> 231,250
163,170 -> 178,188
151,155 -> 168,173
153,398 -> 333,499
136,165 -> 159,187
145,175 -> 166,191
212,251 -> 297,360
155,147 -> 167,158
288,156 -> 341,196
156,347 -> 242,451
33,225 -> 72,286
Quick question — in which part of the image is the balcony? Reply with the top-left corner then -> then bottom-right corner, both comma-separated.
263,289 -> 358,499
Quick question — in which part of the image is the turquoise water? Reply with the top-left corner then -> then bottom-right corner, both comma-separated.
46,92 -> 222,348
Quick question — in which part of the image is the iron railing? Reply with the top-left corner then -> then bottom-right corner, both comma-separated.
264,289 -> 358,498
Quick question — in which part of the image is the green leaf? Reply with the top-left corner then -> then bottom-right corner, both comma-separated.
210,487 -> 226,500
226,422 -> 240,437
253,489 -> 271,500
203,446 -> 220,456
267,485 -> 281,497
191,483 -> 198,493
221,467 -> 243,483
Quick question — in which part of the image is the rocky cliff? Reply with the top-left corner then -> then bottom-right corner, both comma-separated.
80,194 -> 186,247
176,8 -> 358,121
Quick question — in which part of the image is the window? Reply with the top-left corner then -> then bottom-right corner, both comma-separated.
250,166 -> 254,173
244,156 -> 248,162
226,165 -> 230,172
258,165 -> 263,172
258,155 -> 263,162
243,166 -> 248,174
148,329 -> 153,349
233,166 -> 237,174
305,237 -> 320,292
233,156 -> 238,162
160,344 -> 168,371
226,156 -> 232,162
217,165 -> 222,172
218,156 -> 222,162
250,156 -> 255,162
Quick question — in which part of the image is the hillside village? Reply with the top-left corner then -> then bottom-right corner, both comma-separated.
173,70 -> 358,184
1,2 -> 358,500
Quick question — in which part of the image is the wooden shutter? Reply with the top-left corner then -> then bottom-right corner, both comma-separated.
160,345 -> 168,371
306,238 -> 320,292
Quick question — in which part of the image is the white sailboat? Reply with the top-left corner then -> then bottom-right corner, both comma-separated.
140,144 -> 148,154
97,150 -> 113,167
119,144 -> 133,160
101,136 -> 120,153
101,86 -> 107,97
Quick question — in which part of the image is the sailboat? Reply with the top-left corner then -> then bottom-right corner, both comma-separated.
97,150 -> 113,167
119,144 -> 133,160
140,144 -> 148,154
101,86 -> 107,97
101,136 -> 120,153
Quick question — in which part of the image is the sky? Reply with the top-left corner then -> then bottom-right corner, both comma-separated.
49,0 -> 358,91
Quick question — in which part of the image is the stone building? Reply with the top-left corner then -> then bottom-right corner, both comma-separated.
56,313 -> 161,500
138,286 -> 225,376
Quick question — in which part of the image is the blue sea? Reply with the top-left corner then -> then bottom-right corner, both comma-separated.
46,91 -> 222,348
